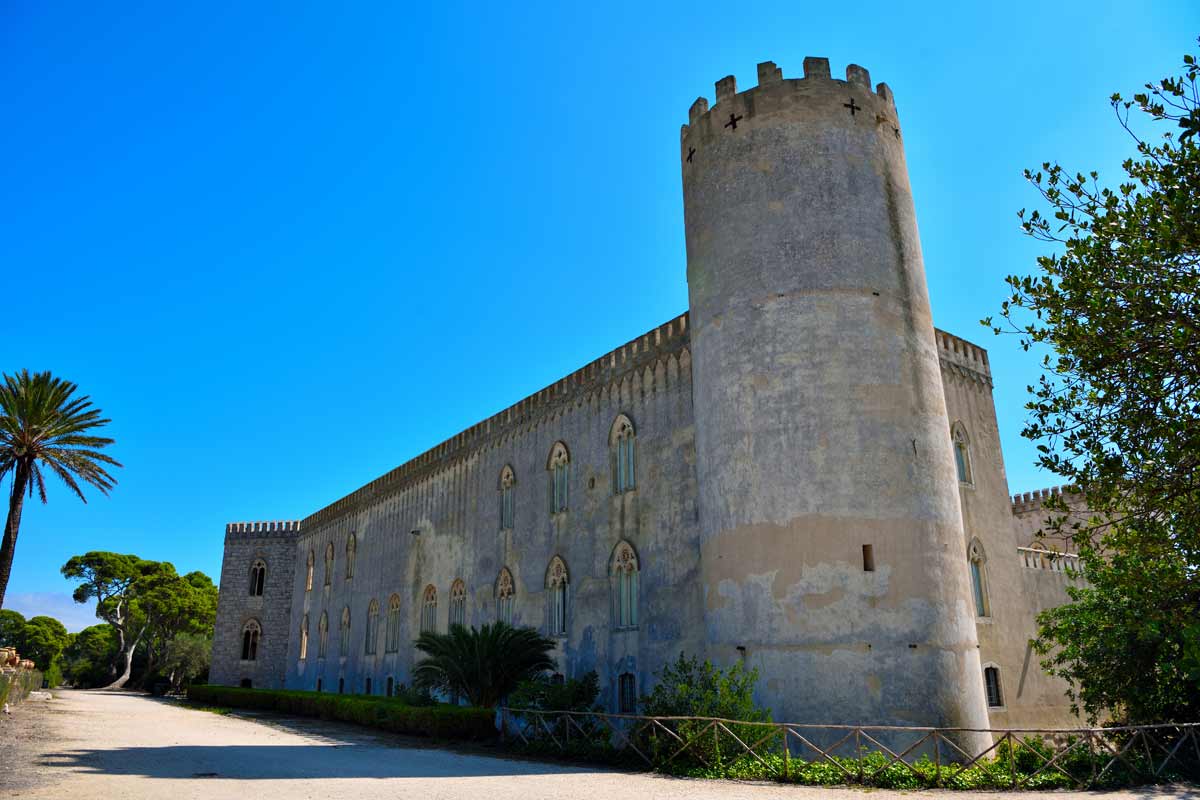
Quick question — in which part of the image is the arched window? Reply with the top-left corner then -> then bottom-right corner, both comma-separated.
318,611 -> 329,658
249,559 -> 266,597
952,422 -> 973,485
300,614 -> 309,660
449,579 -> 466,628
346,533 -> 357,579
365,599 -> 380,655
499,465 -> 516,531
496,568 -> 515,625
547,442 -> 570,514
612,541 -> 640,629
305,550 -> 315,592
324,543 -> 334,587
618,672 -> 637,713
240,619 -> 261,661
983,665 -> 1004,708
421,585 -> 438,632
968,539 -> 990,617
611,415 -> 637,494
546,556 -> 568,636
385,594 -> 401,652
339,607 -> 351,657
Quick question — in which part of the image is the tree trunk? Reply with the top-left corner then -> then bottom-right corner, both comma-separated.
0,461 -> 31,610
104,626 -> 145,690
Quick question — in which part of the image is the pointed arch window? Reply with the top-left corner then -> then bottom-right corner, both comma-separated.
339,607 -> 351,657
385,594 -> 401,652
612,541 -> 640,629
496,568 -> 515,625
365,598 -> 380,655
547,556 -> 568,636
324,543 -> 334,587
499,465 -> 516,530
611,415 -> 637,494
449,579 -> 467,628
240,619 -> 261,661
984,665 -> 1004,708
318,611 -> 329,658
300,614 -> 309,660
547,442 -> 570,514
968,539 -> 990,617
345,533 -> 357,579
305,550 -> 314,592
952,422 -> 973,485
421,585 -> 438,633
249,559 -> 266,597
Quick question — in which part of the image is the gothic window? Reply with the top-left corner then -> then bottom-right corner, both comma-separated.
449,579 -> 466,628
952,422 -> 973,485
240,619 -> 261,661
318,611 -> 329,658
546,556 -> 568,636
305,550 -> 314,592
618,672 -> 637,713
421,585 -> 438,633
324,543 -> 334,587
612,541 -> 640,629
300,614 -> 309,660
547,442 -> 570,514
496,568 -> 515,625
499,465 -> 515,531
610,415 -> 637,494
339,607 -> 351,657
386,594 -> 401,652
346,533 -> 357,579
968,539 -> 990,617
365,598 -> 380,655
249,559 -> 266,597
984,665 -> 1004,708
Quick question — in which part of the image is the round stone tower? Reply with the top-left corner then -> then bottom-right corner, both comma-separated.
682,58 -> 991,737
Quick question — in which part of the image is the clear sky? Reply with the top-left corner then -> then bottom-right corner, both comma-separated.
1,2 -> 1194,631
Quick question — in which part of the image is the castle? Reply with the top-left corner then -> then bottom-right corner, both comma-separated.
211,57 -> 1083,732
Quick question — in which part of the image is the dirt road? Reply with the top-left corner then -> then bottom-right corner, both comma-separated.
1,690 -> 1196,800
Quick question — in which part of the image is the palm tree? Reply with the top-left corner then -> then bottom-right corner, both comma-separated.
412,621 -> 556,707
0,370 -> 121,608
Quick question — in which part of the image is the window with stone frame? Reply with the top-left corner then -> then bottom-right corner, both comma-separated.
421,585 -> 438,633
547,442 -> 570,514
249,559 -> 266,597
968,539 -> 990,617
952,422 -> 973,485
339,607 -> 351,657
618,672 -> 637,713
612,541 -> 640,629
324,542 -> 334,587
386,594 -> 401,652
365,598 -> 380,655
300,614 -> 309,660
449,579 -> 466,628
240,619 -> 261,661
346,533 -> 357,580
305,550 -> 314,592
318,611 -> 329,658
546,556 -> 568,636
496,568 -> 515,625
610,415 -> 637,494
499,465 -> 516,531
984,665 -> 1004,707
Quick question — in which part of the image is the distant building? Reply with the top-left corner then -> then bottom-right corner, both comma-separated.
211,57 -> 1083,731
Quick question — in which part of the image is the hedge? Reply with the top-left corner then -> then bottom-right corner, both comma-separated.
185,685 -> 496,740
0,669 -> 44,708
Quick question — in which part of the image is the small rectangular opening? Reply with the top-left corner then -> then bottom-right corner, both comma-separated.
862,544 -> 875,572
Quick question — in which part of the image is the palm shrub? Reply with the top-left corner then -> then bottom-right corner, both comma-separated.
0,370 -> 121,608
412,621 -> 555,707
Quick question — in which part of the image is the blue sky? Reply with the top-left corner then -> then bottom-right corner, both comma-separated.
1,2 -> 1194,630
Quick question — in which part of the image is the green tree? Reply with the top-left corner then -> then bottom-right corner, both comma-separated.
412,622 -> 555,708
160,632 -> 212,689
987,47 -> 1200,722
139,570 -> 217,686
61,624 -> 119,688
20,615 -> 69,672
0,608 -> 25,648
0,370 -> 121,608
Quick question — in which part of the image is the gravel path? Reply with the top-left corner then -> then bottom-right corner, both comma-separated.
2,690 -> 1197,800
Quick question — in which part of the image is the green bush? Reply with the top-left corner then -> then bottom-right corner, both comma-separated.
510,671 -> 600,712
0,669 -> 45,706
185,685 -> 496,740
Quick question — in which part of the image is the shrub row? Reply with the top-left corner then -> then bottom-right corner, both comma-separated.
186,685 -> 496,740
0,669 -> 44,707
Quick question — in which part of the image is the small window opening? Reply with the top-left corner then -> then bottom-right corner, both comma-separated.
316,678 -> 323,693
338,677 -> 345,694
386,676 -> 394,697
618,672 -> 637,713
862,544 -> 875,572
365,677 -> 372,695
239,678 -> 252,688
984,666 -> 1003,707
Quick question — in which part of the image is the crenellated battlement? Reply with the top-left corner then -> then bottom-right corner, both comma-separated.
936,330 -> 992,386
681,57 -> 896,140
1011,486 -> 1073,515
225,520 -> 302,539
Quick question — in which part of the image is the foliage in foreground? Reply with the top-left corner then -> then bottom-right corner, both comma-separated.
412,622 -> 555,708
987,45 -> 1200,723
0,667 -> 45,707
186,685 -> 496,740
509,670 -> 600,713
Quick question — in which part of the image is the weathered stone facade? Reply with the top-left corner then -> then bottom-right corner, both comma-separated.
211,57 -> 1082,730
